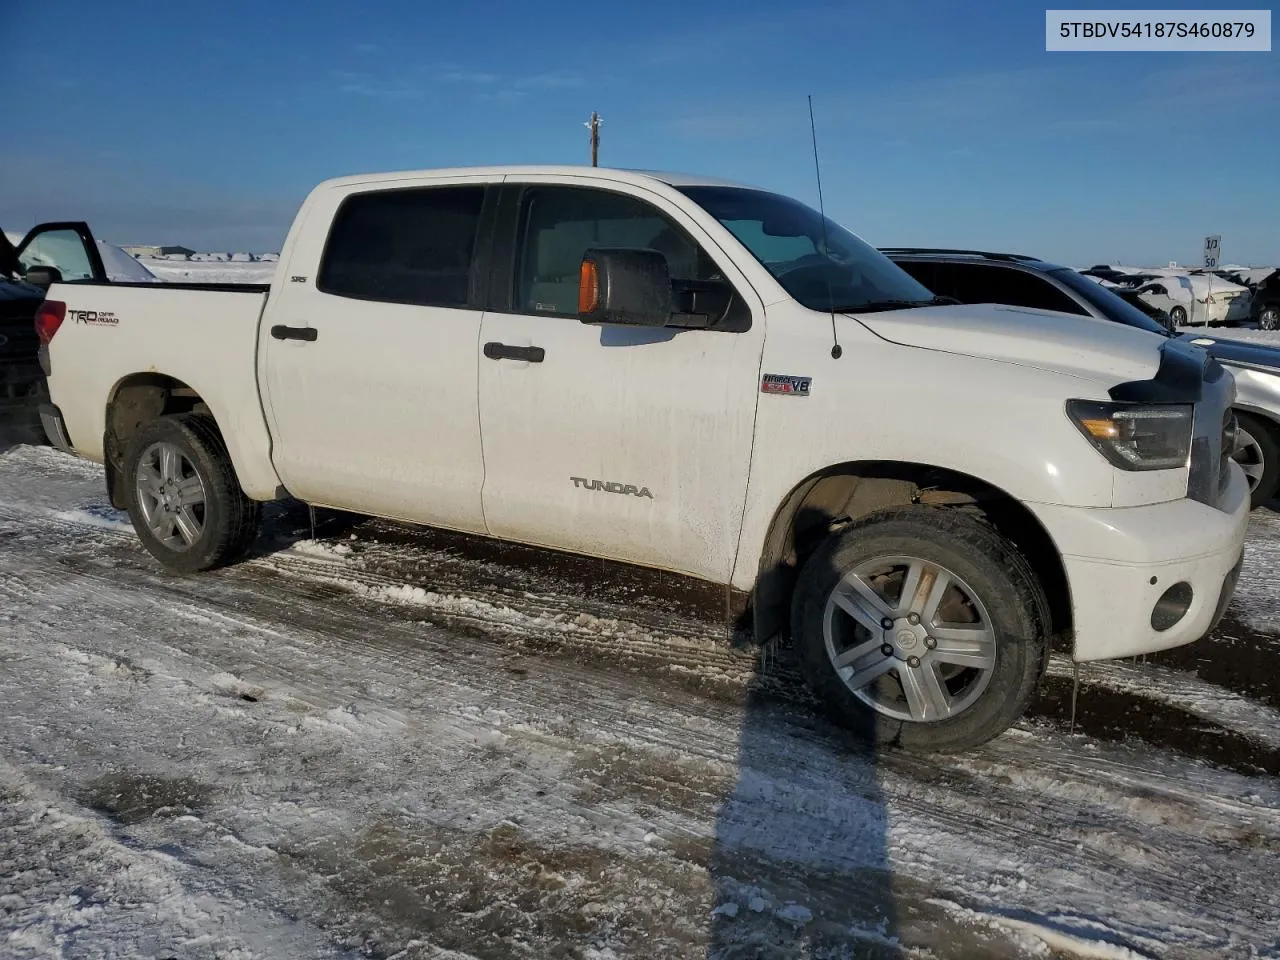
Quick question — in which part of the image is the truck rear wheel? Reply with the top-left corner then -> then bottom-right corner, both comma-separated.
791,506 -> 1048,752
122,414 -> 260,573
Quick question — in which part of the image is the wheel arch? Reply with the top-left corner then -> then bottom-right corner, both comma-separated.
103,372 -> 228,508
747,460 -> 1072,651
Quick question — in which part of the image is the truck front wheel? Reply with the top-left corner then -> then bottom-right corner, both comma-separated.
791,507 -> 1049,752
122,414 -> 261,573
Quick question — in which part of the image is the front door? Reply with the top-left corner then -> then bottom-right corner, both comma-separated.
14,222 -> 105,285
260,179 -> 496,534
477,179 -> 765,583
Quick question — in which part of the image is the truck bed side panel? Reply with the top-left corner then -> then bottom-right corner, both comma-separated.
45,285 -> 281,500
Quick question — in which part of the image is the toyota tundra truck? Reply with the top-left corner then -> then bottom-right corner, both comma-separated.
20,166 -> 1249,751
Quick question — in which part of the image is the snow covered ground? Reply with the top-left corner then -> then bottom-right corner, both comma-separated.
1,445 -> 1279,959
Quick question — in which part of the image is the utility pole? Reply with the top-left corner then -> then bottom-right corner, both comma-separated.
585,111 -> 601,166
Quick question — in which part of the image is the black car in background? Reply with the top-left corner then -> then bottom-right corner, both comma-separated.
882,247 -> 1280,508
0,230 -> 50,446
1251,269 -> 1280,330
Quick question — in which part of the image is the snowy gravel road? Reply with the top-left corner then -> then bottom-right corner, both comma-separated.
2,444 -> 1279,960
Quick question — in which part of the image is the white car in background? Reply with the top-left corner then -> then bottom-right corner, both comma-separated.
1135,275 -> 1197,325
1136,272 -> 1250,327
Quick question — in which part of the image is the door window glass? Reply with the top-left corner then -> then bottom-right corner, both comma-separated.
19,229 -> 94,282
514,186 -> 721,318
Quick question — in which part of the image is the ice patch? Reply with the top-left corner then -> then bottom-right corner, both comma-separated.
775,902 -> 813,925
51,506 -> 133,532
928,899 -> 1157,959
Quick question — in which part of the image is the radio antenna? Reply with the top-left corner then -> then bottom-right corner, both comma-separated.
808,95 -> 842,359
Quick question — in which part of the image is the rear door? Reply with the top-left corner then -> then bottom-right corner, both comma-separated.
259,179 -> 497,534
475,178 -> 766,582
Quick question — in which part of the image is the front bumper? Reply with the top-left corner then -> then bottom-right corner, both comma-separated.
1028,462 -> 1250,661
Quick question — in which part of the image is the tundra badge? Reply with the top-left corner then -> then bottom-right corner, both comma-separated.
571,477 -> 654,499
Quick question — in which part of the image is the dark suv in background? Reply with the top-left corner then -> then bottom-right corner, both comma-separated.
883,248 -> 1176,333
882,247 -> 1280,508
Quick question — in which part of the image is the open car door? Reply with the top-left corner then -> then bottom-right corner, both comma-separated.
14,222 -> 107,290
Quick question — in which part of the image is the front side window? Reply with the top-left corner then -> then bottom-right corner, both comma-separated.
678,185 -> 935,313
318,185 -> 485,308
514,185 -> 722,318
19,229 -> 94,282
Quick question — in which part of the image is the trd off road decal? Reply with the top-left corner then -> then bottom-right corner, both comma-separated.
68,309 -> 119,328
571,477 -> 654,499
760,373 -> 811,396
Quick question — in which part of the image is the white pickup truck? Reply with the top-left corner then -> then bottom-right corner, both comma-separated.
22,166 -> 1249,751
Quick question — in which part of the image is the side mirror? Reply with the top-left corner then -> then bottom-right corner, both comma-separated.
578,248 -> 673,328
23,265 -> 63,289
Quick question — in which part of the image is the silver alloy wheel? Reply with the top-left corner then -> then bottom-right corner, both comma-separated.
1262,307 -> 1280,331
1234,424 -> 1265,494
135,441 -> 207,551
823,556 -> 997,723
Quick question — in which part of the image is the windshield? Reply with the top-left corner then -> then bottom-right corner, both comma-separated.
677,186 -> 936,312
1050,268 -> 1170,336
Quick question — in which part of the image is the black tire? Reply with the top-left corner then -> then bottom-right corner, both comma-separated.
1234,411 -> 1280,509
1170,305 -> 1188,326
122,414 -> 260,573
791,506 -> 1049,753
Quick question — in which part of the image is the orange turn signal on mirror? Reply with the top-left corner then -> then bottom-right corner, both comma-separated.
578,260 -> 599,314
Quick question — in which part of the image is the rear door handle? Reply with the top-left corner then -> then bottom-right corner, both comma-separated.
483,341 -> 545,363
271,324 -> 318,342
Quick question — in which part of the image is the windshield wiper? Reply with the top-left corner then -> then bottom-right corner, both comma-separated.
831,296 -> 958,313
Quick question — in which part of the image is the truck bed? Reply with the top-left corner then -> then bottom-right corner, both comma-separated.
43,280 -> 281,499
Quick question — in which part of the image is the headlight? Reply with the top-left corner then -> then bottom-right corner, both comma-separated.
1066,400 -> 1193,471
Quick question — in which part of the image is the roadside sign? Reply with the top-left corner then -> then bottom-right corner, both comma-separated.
1203,235 -> 1221,269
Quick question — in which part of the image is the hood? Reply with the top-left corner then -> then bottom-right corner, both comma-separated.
1178,332 -> 1280,373
852,302 -> 1164,385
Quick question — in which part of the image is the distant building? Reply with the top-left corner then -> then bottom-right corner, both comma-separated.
121,244 -> 196,258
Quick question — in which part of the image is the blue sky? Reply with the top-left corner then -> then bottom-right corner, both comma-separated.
1,0 -> 1276,264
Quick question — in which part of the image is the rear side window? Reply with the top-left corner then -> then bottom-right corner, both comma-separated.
319,186 -> 485,308
892,259 -> 937,291
926,262 -> 1089,316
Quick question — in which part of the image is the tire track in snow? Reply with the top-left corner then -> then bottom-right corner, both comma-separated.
5,483 -> 1279,769
2,513 -> 1278,957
